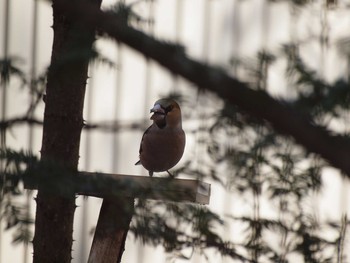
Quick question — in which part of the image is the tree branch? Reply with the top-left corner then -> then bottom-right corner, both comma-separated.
0,116 -> 43,129
55,0 -> 350,177
0,116 -> 146,132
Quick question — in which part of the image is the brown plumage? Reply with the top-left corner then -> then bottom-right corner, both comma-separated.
135,99 -> 186,177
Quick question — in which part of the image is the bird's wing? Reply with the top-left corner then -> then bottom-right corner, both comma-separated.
135,124 -> 153,165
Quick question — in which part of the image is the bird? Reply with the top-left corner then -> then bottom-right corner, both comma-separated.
135,98 -> 186,177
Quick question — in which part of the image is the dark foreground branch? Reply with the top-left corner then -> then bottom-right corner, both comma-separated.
0,116 -> 43,128
0,115 -> 146,132
55,0 -> 350,177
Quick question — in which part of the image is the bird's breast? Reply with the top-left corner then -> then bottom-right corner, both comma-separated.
140,128 -> 185,172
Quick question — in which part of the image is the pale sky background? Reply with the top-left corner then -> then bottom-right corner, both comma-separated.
1,0 -> 350,262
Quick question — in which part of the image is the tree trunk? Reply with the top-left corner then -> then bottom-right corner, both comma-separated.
33,0 -> 101,262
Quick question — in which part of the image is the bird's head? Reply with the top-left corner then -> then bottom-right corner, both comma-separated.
150,99 -> 182,128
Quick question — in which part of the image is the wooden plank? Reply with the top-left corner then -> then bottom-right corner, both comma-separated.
77,172 -> 211,205
84,174 -> 210,263
24,172 -> 211,204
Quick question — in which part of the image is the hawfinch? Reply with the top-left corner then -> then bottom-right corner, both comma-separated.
135,99 -> 186,177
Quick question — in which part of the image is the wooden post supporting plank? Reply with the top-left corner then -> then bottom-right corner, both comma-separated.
24,172 -> 211,262
88,197 -> 134,263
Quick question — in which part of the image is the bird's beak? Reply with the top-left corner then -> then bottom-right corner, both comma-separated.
150,104 -> 166,121
150,104 -> 165,115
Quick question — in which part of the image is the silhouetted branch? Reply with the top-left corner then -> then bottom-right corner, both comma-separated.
83,120 -> 145,132
0,115 -> 209,134
0,116 -> 145,132
0,117 -> 43,129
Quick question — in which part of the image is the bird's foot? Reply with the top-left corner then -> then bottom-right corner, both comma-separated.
166,170 -> 175,178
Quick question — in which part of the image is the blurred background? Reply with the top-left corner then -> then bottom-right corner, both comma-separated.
1,0 -> 350,262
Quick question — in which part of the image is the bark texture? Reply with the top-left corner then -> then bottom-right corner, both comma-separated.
33,0 -> 101,262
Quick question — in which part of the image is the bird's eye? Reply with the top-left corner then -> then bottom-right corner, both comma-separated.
166,105 -> 173,112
